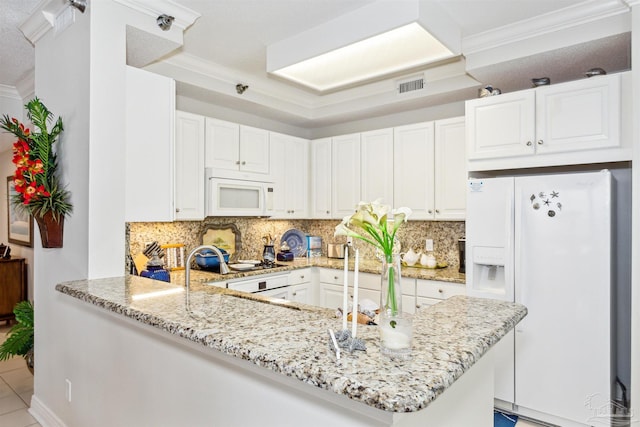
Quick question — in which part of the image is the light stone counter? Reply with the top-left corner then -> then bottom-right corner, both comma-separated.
56,275 -> 525,420
174,256 -> 466,285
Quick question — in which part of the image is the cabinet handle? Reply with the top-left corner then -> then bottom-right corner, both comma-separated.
334,276 -> 339,280
291,210 -> 295,214
435,209 -> 440,214
292,292 -> 297,296
416,304 -> 422,309
300,275 -> 305,279
236,160 -> 240,165
326,210 -> 330,214
526,141 -> 532,146
175,208 -> 180,213
537,140 -> 544,145
438,289 -> 443,294
428,209 -> 433,214
242,161 -> 246,165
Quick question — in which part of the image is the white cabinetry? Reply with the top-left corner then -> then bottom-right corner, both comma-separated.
466,72 -> 629,171
125,66 -> 175,222
205,118 -> 270,180
332,134 -> 361,218
175,111 -> 205,220
317,268 -> 380,310
394,118 -> 466,220
434,117 -> 466,220
270,133 -> 309,218
414,279 -> 466,311
288,269 -> 313,304
310,138 -> 332,219
361,128 -> 393,205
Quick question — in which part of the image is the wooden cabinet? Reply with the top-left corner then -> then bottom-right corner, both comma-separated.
466,72 -> 628,171
175,111 -> 205,220
361,128 -> 393,205
394,118 -> 466,220
0,258 -> 27,321
124,66 -> 175,222
331,133 -> 361,218
205,118 -> 270,180
270,132 -> 309,218
310,138 -> 332,219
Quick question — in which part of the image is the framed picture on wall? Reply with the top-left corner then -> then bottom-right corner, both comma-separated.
7,176 -> 33,247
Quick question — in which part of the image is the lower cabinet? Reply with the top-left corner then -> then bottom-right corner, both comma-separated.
413,279 -> 466,312
287,283 -> 312,304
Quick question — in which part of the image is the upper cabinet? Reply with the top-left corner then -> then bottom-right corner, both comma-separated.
270,132 -> 309,219
466,72 -> 631,171
125,66 -> 175,222
331,133 -> 361,218
175,111 -> 205,220
361,128 -> 394,206
310,138 -> 332,219
394,118 -> 466,220
205,118 -> 270,180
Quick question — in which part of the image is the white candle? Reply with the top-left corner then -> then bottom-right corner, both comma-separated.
352,249 -> 359,338
342,246 -> 349,331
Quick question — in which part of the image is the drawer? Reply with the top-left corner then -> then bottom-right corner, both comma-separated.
416,279 -> 465,300
288,268 -> 311,285
317,268 -> 378,290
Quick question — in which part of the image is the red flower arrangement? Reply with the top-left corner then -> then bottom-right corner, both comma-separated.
1,98 -> 72,221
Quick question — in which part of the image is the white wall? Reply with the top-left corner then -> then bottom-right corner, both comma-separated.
30,1 -> 188,423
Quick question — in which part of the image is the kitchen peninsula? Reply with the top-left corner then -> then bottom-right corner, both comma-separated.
55,272 -> 526,427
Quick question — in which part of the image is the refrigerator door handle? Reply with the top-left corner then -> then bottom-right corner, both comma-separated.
504,181 -> 515,302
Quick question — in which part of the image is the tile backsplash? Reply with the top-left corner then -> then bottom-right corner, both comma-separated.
127,218 -> 465,269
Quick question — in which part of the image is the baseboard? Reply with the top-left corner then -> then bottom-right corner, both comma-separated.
29,395 -> 67,427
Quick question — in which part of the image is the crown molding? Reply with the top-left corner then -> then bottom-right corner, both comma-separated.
463,0 -> 629,54
19,0 -> 58,45
112,0 -> 200,31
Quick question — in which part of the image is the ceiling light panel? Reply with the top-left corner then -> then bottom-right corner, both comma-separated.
272,23 -> 453,92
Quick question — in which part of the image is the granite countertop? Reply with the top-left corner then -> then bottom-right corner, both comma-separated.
176,256 -> 466,285
56,275 -> 525,413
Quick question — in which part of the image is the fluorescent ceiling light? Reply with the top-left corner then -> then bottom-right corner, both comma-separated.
271,22 -> 454,92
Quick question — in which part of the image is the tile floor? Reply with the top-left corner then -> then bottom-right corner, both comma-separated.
0,324 -> 40,427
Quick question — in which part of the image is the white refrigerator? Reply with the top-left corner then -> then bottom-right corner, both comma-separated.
466,170 -> 612,426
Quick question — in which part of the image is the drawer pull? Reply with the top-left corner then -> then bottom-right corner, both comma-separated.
438,289 -> 443,293
300,275 -> 305,279
334,276 -> 339,280
292,292 -> 297,296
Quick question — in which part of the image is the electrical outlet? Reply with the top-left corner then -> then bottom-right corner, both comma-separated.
425,239 -> 434,252
65,379 -> 72,402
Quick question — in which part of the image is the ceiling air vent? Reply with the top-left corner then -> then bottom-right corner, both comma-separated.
397,75 -> 425,94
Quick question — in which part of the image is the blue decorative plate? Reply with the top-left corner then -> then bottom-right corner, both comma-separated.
281,229 -> 307,257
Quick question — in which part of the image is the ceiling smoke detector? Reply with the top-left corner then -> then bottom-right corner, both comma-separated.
236,84 -> 248,95
157,14 -> 174,31
68,0 -> 87,13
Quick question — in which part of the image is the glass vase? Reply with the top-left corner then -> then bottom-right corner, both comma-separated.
379,254 -> 412,358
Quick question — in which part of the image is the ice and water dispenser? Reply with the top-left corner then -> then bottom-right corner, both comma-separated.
467,246 -> 510,300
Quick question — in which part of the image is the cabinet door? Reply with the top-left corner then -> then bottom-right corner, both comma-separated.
175,111 -> 205,220
270,133 -> 309,218
332,134 -> 361,218
318,283 -> 345,309
205,118 -> 239,170
310,138 -> 332,219
361,128 -> 393,205
536,73 -> 620,154
288,283 -> 312,304
393,122 -> 435,220
434,117 -> 466,220
310,138 -> 332,218
466,90 -> 535,160
125,66 -> 175,222
239,125 -> 270,175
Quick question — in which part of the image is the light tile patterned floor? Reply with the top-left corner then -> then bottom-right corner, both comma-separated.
0,325 -> 40,427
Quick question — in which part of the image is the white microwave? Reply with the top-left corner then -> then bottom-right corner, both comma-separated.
206,172 -> 275,217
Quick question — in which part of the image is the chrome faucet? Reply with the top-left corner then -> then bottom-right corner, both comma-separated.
185,245 -> 230,296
